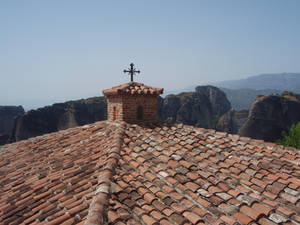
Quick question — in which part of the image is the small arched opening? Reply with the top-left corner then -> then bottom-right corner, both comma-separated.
137,106 -> 143,120
113,106 -> 118,121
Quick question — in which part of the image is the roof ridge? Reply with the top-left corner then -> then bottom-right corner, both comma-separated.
84,122 -> 126,225
102,82 -> 163,96
1,121 -> 299,224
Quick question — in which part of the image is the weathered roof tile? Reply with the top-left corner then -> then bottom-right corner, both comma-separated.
1,121 -> 300,224
103,82 -> 163,96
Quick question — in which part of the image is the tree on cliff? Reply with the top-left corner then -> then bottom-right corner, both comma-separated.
276,122 -> 300,149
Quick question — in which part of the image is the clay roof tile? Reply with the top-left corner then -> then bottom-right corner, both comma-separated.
0,121 -> 299,225
103,82 -> 163,96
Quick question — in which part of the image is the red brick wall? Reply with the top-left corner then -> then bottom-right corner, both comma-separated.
122,95 -> 158,122
106,94 -> 158,122
106,95 -> 123,121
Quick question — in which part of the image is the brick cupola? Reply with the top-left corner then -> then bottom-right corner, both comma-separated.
103,82 -> 163,122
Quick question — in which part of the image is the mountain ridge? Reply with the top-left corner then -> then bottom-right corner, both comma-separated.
211,73 -> 300,93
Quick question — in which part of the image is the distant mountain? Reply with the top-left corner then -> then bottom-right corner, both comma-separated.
212,73 -> 300,93
220,88 -> 282,110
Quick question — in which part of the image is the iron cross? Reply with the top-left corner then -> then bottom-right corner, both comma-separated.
123,63 -> 140,82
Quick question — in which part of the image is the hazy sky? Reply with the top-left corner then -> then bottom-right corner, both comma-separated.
1,1 -> 300,110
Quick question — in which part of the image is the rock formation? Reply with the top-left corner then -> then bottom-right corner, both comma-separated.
238,91 -> 300,142
0,134 -> 10,146
220,88 -> 282,110
0,106 -> 24,145
159,86 -> 231,128
11,86 -> 230,143
10,86 -> 300,144
11,97 -> 106,142
216,109 -> 249,134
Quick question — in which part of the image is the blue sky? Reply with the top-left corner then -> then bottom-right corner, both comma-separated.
1,1 -> 300,110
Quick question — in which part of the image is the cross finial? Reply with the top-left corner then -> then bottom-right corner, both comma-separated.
123,63 -> 140,82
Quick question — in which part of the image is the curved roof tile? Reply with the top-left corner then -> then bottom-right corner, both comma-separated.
102,82 -> 163,96
0,121 -> 299,225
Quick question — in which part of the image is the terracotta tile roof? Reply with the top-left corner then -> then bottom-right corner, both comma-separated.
0,121 -> 123,225
1,121 -> 299,225
102,82 -> 164,96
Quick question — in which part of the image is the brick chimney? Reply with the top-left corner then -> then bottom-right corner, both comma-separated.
103,82 -> 163,122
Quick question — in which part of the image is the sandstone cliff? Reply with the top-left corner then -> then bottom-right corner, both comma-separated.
220,88 -> 282,110
0,106 -> 24,145
159,86 -> 231,128
0,106 -> 24,134
12,97 -> 106,142
12,86 -> 230,142
8,88 -> 300,144
216,109 -> 249,134
238,92 -> 300,142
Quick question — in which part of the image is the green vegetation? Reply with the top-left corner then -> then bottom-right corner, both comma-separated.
276,122 -> 300,149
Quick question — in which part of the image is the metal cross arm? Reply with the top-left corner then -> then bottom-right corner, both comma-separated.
123,63 -> 140,82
